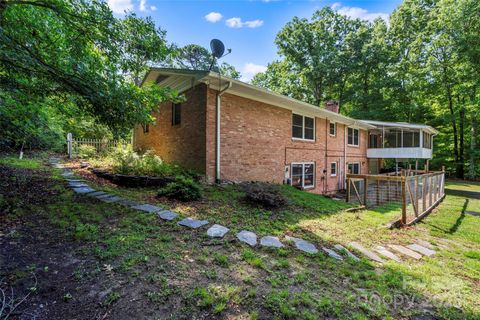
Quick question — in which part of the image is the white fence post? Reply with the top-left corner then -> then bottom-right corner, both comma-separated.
67,133 -> 73,158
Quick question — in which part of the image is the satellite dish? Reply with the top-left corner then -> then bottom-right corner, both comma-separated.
210,39 -> 225,59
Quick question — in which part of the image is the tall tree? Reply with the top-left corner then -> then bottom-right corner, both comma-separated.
0,0 -> 178,138
174,44 -> 241,79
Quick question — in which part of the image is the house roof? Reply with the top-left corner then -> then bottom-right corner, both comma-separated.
144,68 -> 439,132
361,120 -> 439,135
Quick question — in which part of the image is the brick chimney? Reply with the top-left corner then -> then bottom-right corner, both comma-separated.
325,100 -> 339,113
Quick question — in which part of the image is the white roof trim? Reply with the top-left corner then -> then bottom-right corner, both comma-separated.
362,120 -> 438,134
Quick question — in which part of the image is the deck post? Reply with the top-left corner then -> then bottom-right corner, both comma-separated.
401,178 -> 407,225
363,177 -> 368,207
346,178 -> 350,203
428,176 -> 433,208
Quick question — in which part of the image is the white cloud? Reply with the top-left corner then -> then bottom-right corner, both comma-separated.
242,62 -> 267,81
226,17 -> 243,28
205,12 -> 223,23
226,17 -> 264,28
331,2 -> 388,22
107,0 -> 133,13
244,19 -> 264,28
139,0 -> 156,12
139,0 -> 146,11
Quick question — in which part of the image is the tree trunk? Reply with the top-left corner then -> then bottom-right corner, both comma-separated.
470,114 -> 477,180
446,87 -> 460,177
458,101 -> 465,179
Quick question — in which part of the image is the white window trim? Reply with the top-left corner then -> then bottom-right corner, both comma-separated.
348,162 -> 360,174
329,121 -> 336,137
330,162 -> 337,177
292,113 -> 315,142
347,127 -> 360,147
291,162 -> 315,189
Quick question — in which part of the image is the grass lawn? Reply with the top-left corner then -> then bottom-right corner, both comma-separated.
1,155 -> 479,319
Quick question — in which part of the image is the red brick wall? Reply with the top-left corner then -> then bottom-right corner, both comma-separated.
206,88 -> 368,194
135,83 -> 368,194
133,84 -> 207,173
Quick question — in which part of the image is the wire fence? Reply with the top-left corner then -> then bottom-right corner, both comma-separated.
347,170 -> 445,226
67,133 -> 127,158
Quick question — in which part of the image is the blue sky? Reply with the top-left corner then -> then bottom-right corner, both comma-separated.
108,0 -> 403,81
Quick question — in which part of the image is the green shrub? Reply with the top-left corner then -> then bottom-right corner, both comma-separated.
78,144 -> 97,159
157,176 -> 202,201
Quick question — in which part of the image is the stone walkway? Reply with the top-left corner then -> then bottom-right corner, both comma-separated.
51,158 -> 442,265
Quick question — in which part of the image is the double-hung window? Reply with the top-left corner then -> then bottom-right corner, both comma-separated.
291,163 -> 315,189
172,103 -> 181,126
347,127 -> 359,146
329,122 -> 336,136
330,162 -> 337,176
292,114 -> 315,141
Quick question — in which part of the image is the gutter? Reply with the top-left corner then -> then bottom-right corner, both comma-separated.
216,81 -> 232,183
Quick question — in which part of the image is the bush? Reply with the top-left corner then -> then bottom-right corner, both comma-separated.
78,144 -> 97,159
157,175 -> 202,201
242,182 -> 289,209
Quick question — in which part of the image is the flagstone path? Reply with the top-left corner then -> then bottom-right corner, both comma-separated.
51,158 -> 443,265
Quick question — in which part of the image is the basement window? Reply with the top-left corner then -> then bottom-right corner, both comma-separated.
331,162 -> 337,176
291,163 -> 315,189
292,113 -> 315,141
172,103 -> 181,126
348,163 -> 360,174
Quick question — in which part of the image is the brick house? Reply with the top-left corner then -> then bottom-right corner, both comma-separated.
133,68 -> 437,195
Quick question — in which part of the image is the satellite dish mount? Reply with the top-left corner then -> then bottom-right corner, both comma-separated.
209,39 -> 231,71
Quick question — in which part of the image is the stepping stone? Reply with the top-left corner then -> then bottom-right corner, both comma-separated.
388,245 -> 422,260
285,236 -> 318,254
406,244 -> 436,257
95,193 -> 115,199
87,191 -> 108,197
236,230 -> 257,247
207,224 -> 229,238
61,171 -> 74,177
101,196 -> 122,203
116,198 -> 140,207
464,210 -> 480,217
72,187 -> 95,194
178,218 -> 209,229
68,182 -> 89,188
322,247 -> 343,260
415,239 -> 436,250
53,164 -> 65,169
66,179 -> 84,183
334,244 -> 360,261
375,246 -> 402,262
260,236 -> 284,248
131,204 -> 163,213
158,210 -> 178,221
349,242 -> 384,263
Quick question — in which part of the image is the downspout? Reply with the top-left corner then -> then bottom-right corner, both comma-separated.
216,81 -> 232,183
325,118 -> 328,194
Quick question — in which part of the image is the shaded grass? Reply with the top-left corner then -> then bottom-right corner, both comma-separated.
3,156 -> 478,319
0,156 -> 42,169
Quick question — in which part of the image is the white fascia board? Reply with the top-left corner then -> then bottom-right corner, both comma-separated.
202,74 -> 374,130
